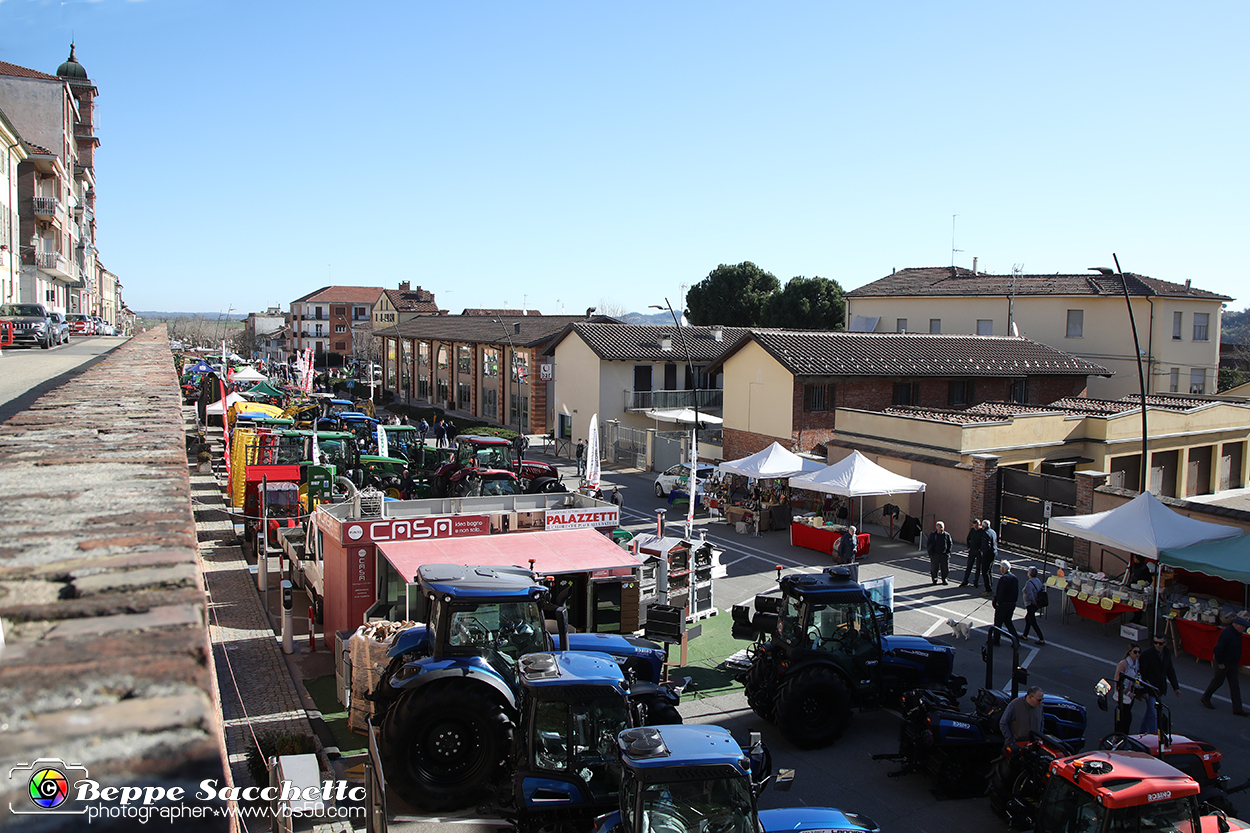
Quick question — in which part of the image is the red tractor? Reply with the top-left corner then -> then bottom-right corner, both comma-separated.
431,435 -> 564,498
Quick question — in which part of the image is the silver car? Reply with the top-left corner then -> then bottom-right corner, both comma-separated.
48,312 -> 71,344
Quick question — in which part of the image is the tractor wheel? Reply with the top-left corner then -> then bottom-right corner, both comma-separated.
772,666 -> 852,749
743,659 -> 774,721
379,679 -> 514,811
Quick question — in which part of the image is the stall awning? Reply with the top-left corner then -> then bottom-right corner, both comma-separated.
378,527 -> 642,583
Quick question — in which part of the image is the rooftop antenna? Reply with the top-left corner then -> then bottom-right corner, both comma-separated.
679,284 -> 688,324
1009,264 -> 1024,335
950,215 -> 964,266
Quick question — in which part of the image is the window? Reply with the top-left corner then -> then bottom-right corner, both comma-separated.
976,319 -> 993,336
457,344 -> 471,374
482,347 -> 499,377
514,353 -> 529,385
892,382 -> 917,406
510,393 -> 529,430
896,318 -> 907,333
314,306 -> 323,320
1173,311 -> 1183,340
803,383 -> 834,412
949,379 -> 974,407
929,319 -> 941,334
1193,312 -> 1210,342
418,342 -> 430,366
482,387 -> 498,419
436,377 -> 449,405
1190,368 -> 1205,395
457,382 -> 472,411
1065,309 -> 1083,338
354,306 -> 367,320
418,372 -> 430,400
1169,368 -> 1179,393
1009,378 -> 1028,403
335,325 -> 346,333
334,306 -> 346,316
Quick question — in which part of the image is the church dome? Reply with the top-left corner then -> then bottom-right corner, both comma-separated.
56,43 -> 88,80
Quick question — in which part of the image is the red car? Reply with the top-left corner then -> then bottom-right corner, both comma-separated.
67,313 -> 93,335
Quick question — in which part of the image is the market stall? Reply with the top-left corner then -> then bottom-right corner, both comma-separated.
714,442 -> 824,534
785,451 -> 926,555
1048,491 -> 1241,632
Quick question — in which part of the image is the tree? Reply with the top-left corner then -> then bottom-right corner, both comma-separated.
685,262 -> 781,326
762,276 -> 846,330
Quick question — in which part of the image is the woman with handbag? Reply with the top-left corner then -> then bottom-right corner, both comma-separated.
1113,643 -> 1142,733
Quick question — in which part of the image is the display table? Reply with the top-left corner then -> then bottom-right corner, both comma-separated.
1066,595 -> 1138,625
1171,617 -> 1250,664
790,524 -> 868,559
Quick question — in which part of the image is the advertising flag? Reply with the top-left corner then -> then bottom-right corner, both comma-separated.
585,413 -> 600,491
377,423 -> 389,458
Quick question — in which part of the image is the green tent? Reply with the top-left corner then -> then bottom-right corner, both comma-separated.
247,381 -> 287,400
1161,534 -> 1250,586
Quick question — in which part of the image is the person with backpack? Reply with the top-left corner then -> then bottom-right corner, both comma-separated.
1021,566 -> 1047,646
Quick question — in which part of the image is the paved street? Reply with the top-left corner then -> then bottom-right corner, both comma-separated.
0,334 -> 129,421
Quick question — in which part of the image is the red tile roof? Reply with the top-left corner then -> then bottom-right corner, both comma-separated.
382,287 -> 440,313
0,60 -> 60,81
292,285 -> 385,304
847,266 -> 1231,302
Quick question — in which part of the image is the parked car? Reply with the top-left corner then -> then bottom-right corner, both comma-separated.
89,316 -> 105,334
0,303 -> 57,348
67,313 -> 92,335
653,462 -> 717,497
98,320 -> 115,335
47,312 -> 71,345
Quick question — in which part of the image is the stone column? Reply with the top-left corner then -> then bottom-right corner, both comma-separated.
969,453 -> 1000,528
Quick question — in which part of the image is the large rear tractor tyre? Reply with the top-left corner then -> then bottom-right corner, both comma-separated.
379,680 -> 514,811
743,659 -> 774,721
773,666 -> 852,749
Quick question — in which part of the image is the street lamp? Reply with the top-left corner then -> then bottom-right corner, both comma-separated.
1090,257 -> 1149,493
650,299 -> 700,539
493,318 -> 518,430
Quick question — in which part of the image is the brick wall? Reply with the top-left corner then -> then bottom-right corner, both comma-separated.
0,327 -> 227,820
970,453 -> 1001,528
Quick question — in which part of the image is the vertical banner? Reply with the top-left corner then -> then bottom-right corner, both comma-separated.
312,430 -> 321,466
686,424 -> 697,536
376,423 -> 389,459
219,378 -> 230,494
585,413 -> 600,491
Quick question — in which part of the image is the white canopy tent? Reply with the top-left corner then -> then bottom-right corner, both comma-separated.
229,366 -> 268,383
787,450 -> 927,540
718,442 -> 825,479
1047,490 -> 1241,629
205,392 -> 250,422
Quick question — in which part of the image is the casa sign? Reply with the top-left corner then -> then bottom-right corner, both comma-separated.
341,515 -> 491,543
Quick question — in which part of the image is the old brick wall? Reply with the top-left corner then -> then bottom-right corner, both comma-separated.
0,327 -> 227,828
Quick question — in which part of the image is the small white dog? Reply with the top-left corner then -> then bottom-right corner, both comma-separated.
946,618 -> 973,640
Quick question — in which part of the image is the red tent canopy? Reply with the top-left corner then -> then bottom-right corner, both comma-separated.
378,527 -> 641,582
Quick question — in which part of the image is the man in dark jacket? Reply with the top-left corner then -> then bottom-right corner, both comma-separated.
1139,633 -> 1181,733
990,559 -> 1020,647
835,526 -> 859,564
927,521 -> 953,585
977,519 -> 998,596
960,520 -> 982,588
1201,616 -> 1248,716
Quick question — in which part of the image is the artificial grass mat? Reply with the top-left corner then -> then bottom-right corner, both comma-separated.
665,610 -> 745,700
304,675 -> 367,755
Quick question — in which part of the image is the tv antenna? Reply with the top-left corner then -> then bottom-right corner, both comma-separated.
950,215 -> 964,266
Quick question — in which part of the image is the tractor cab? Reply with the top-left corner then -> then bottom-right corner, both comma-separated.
1036,751 -> 1208,833
359,455 -> 410,497
242,465 -> 303,551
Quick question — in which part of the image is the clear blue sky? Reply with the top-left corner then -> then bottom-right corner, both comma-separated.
2,1 -> 1246,316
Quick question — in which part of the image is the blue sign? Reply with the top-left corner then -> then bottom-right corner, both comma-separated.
345,380 -> 355,389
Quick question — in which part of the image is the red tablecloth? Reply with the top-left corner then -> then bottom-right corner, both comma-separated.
1172,617 -> 1250,663
1069,596 -> 1137,624
790,525 -> 868,558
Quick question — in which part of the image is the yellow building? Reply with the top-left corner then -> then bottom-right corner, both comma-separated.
846,266 -> 1231,400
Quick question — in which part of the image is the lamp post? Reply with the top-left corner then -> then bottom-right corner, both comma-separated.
493,318 -> 518,431
1090,258 -> 1149,493
650,299 -> 700,539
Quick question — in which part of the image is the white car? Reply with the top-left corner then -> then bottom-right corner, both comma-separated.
653,463 -> 717,497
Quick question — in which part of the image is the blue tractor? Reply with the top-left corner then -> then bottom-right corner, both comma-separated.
594,724 -> 881,833
374,564 -> 681,812
733,565 -> 967,749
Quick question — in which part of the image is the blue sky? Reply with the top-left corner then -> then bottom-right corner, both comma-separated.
2,1 -> 1246,316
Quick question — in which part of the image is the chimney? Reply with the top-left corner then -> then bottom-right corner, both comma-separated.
660,335 -> 672,352
972,257 -> 978,275
586,307 -> 597,319
1185,279 -> 1192,291
399,281 -> 410,291
711,325 -> 724,342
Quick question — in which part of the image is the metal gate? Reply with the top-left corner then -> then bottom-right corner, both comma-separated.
613,424 -> 648,468
653,431 -> 687,472
997,467 -> 1077,563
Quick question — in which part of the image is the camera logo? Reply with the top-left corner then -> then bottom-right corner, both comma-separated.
8,759 -> 88,815
28,767 -> 69,809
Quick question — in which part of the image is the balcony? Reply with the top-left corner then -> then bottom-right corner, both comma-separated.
33,196 -> 61,219
36,251 -> 72,278
625,388 -> 723,412
73,122 -> 97,140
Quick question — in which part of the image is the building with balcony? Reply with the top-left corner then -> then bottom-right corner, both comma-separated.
0,107 -> 29,305
845,266 -> 1232,399
0,46 -> 107,317
289,285 -> 384,365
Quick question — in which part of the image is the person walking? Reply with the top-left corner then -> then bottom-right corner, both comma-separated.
444,419 -> 458,446
990,560 -> 1020,647
1114,643 -> 1143,733
927,521 -> 952,585
960,520 -> 983,588
575,439 -> 586,477
1139,633 -> 1181,733
1200,616 -> 1248,716
1021,566 -> 1046,646
610,486 -> 624,508
999,686 -> 1046,745
978,519 -> 998,596
417,417 -> 429,448
836,526 -> 859,564
433,418 -> 446,448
